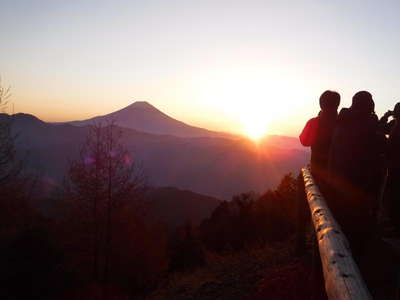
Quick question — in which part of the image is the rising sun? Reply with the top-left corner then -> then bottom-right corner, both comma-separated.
242,116 -> 268,141
194,69 -> 290,142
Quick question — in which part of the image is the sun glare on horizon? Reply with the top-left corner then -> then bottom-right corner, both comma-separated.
243,119 -> 268,141
238,109 -> 270,141
194,69 -> 301,141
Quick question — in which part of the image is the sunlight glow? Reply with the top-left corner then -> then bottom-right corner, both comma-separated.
242,116 -> 268,141
194,67 -> 307,139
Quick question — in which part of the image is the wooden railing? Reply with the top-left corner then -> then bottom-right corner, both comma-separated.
301,167 -> 372,300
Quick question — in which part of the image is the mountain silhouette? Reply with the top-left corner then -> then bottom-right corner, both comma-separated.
0,113 -> 46,127
145,187 -> 221,227
68,101 -> 231,138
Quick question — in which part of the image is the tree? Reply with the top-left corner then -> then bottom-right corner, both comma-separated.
0,80 -> 20,185
65,120 -> 145,295
0,80 -> 34,235
200,174 -> 298,252
0,80 -> 63,300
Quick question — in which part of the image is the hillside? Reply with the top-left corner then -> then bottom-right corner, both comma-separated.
144,187 -> 221,227
148,244 -> 315,300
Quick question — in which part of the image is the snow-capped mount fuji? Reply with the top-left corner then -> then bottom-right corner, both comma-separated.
69,101 -> 230,138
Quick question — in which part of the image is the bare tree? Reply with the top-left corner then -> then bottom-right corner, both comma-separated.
66,120 -> 145,296
0,78 -> 11,110
0,80 -> 20,185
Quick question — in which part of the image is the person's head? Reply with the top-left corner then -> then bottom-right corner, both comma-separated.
319,90 -> 340,111
351,91 -> 375,114
393,102 -> 400,118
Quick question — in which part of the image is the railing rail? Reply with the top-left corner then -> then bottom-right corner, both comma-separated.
301,167 -> 372,300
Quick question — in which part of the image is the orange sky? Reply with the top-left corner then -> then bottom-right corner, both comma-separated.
2,1 -> 400,137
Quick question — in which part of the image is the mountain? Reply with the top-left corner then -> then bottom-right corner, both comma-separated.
67,101 -> 232,138
6,112 -> 308,200
144,187 -> 221,227
35,181 -> 221,228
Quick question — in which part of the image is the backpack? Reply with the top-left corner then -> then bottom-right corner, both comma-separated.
299,117 -> 319,147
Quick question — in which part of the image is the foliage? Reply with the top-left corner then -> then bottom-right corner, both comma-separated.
0,225 -> 75,300
169,223 -> 206,272
148,242 -> 295,300
200,173 -> 298,252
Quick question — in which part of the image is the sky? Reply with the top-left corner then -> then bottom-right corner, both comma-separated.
1,0 -> 400,137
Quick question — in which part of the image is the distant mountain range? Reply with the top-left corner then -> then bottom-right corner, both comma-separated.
37,182 -> 221,228
144,186 -> 221,227
4,102 -> 308,200
66,101 -> 232,138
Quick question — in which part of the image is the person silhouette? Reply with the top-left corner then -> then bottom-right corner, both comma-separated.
298,91 -> 340,299
299,90 -> 340,184
382,103 -> 400,233
329,91 -> 386,256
